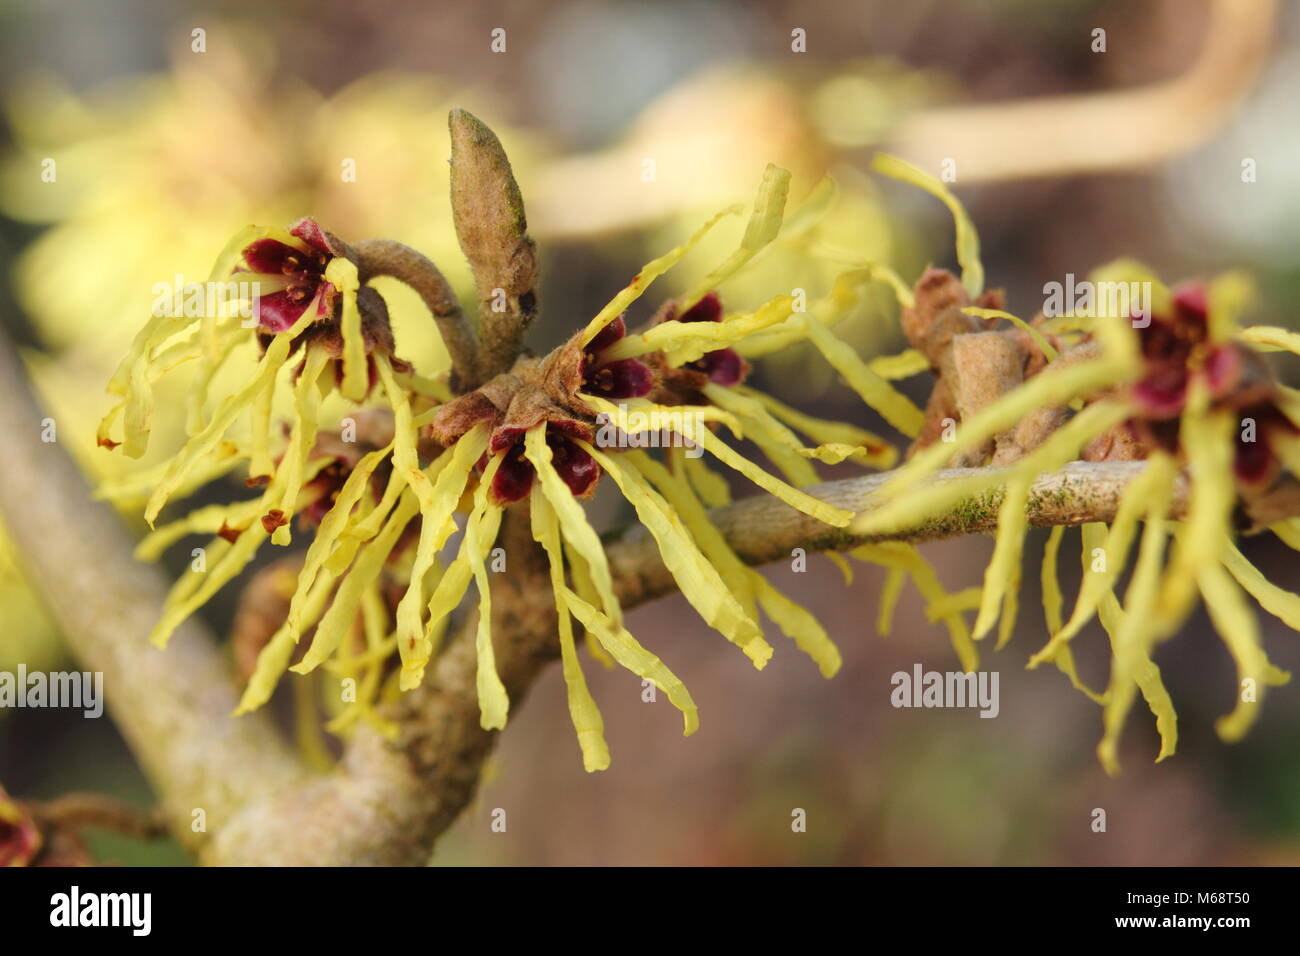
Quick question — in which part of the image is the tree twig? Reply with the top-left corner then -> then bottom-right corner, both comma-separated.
354,238 -> 479,392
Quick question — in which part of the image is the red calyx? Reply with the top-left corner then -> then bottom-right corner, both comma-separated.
488,428 -> 601,504
582,315 -> 654,400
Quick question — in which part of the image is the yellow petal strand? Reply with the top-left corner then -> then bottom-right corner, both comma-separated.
802,316 -> 925,437
106,312 -> 172,399
735,384 -> 897,469
1205,270 -> 1254,342
377,355 -> 462,552
683,455 -> 731,507
701,384 -> 818,487
868,349 -> 930,381
852,542 -> 978,671
582,393 -> 742,442
325,257 -> 368,402
119,355 -> 153,459
695,426 -> 852,527
751,579 -> 841,678
1098,495 -> 1178,775
677,163 -> 792,313
871,152 -> 983,298
325,584 -> 397,737
640,449 -> 839,675
641,449 -> 757,620
235,568 -> 340,715
235,629 -> 298,717
563,588 -> 699,736
1238,325 -> 1300,355
421,458 -> 506,657
1042,525 -> 1066,634
293,492 -> 420,675
345,461 -> 408,546
904,547 -> 979,673
972,473 -> 1031,643
1198,559 -> 1291,743
582,441 -> 772,668
271,345 -> 331,545
659,296 -> 796,367
1039,525 -> 1105,703
284,443 -> 394,639
523,426 -> 623,627
530,488 -> 611,771
825,551 -> 854,586
1222,541 -> 1300,631
607,294 -> 792,363
563,538 -> 617,669
247,370 -> 277,482
151,523 -> 269,648
1156,401 -> 1233,634
464,457 -> 510,730
143,299 -> 318,526
394,426 -> 490,690
134,498 -> 256,562
877,567 -> 906,636
578,203 -> 743,347
924,586 -> 986,622
997,581 -> 1020,652
1029,454 -> 1175,668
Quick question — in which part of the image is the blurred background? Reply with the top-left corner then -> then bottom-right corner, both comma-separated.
0,0 -> 1298,865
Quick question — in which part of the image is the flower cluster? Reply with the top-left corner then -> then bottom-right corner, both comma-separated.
99,112 -> 1300,774
99,132 -> 947,769
850,162 -> 1300,772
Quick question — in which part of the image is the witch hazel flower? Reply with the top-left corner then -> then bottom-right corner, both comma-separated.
94,208 -> 461,681
231,153 -> 963,773
237,218 -> 341,333
844,154 -> 1300,773
1120,281 -> 1299,488
107,120 -> 1007,772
